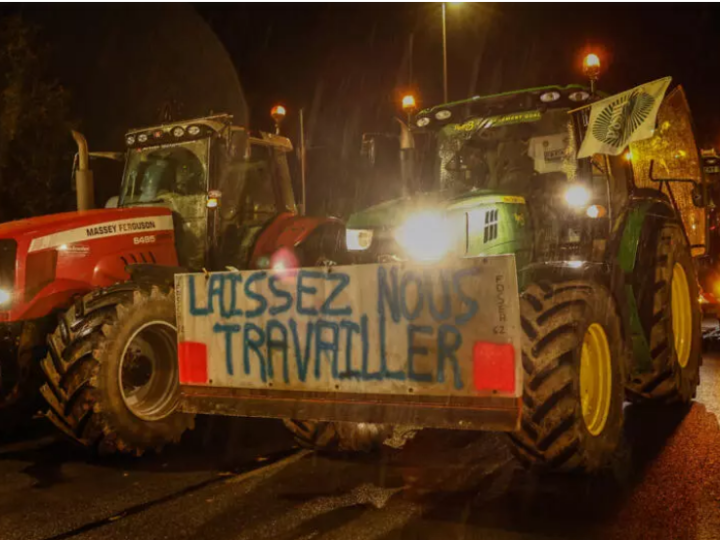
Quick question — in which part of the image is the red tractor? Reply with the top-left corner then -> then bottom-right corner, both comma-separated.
0,113 -> 345,453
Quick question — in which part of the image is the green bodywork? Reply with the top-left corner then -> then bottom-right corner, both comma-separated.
347,190 -> 531,267
617,202 -> 655,373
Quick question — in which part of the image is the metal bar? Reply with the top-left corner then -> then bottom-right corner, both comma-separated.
180,385 -> 521,432
300,109 -> 307,216
442,3 -> 448,103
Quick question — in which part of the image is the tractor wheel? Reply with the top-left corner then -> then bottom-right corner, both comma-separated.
628,222 -> 701,403
509,280 -> 627,472
40,283 -> 193,455
283,419 -> 389,452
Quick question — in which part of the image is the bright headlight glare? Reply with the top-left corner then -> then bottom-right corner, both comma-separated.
0,289 -> 10,306
346,229 -> 373,251
394,211 -> 451,262
564,185 -> 591,208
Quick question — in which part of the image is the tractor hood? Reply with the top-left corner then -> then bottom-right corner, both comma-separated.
0,207 -> 174,247
346,189 -> 522,230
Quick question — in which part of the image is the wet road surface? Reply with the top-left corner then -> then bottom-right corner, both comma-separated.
1,355 -> 719,540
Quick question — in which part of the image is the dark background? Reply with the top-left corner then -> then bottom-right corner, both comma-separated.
0,3 -> 718,220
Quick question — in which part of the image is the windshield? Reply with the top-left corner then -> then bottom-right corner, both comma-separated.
119,139 -> 209,206
436,109 -> 577,194
120,139 -> 210,269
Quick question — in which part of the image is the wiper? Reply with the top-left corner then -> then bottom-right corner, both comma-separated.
445,117 -> 493,171
122,199 -> 165,206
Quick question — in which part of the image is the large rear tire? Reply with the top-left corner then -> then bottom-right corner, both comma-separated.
509,280 -> 627,472
628,222 -> 701,403
40,283 -> 194,455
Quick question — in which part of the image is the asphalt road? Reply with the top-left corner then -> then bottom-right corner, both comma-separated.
1,356 -> 719,540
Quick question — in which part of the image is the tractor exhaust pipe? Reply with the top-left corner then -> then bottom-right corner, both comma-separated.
72,130 -> 94,211
395,118 -> 415,196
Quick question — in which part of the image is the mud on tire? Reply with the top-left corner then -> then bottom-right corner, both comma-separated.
628,221 -> 701,403
40,283 -> 194,455
509,280 -> 626,472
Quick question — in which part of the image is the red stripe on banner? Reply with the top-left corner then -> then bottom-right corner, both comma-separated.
473,341 -> 516,393
178,341 -> 208,384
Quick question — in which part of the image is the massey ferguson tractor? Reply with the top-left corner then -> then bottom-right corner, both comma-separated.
0,112 -> 344,453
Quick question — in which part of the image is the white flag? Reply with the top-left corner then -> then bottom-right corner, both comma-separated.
577,77 -> 672,158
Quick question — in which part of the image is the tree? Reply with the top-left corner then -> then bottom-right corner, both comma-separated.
0,15 -> 75,221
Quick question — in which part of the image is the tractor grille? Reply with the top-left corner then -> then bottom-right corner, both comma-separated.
0,240 -> 17,291
484,209 -> 499,243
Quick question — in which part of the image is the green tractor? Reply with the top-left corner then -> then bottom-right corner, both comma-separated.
337,81 -> 706,471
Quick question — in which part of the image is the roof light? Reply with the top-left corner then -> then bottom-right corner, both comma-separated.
402,94 -> 417,112
540,91 -> 560,103
569,91 -> 590,102
271,105 -> 286,122
583,53 -> 601,79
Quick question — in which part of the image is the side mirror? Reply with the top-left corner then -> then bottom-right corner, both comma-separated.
649,159 -> 706,207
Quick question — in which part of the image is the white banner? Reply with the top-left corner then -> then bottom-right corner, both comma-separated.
577,77 -> 672,158
175,257 -> 523,399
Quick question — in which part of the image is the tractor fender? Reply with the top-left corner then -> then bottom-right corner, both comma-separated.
13,279 -> 92,321
250,214 -> 347,268
612,194 -> 677,276
609,195 -> 679,375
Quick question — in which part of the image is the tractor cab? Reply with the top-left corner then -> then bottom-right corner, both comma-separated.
348,86 -> 621,269
120,115 -> 296,270
348,83 -> 706,276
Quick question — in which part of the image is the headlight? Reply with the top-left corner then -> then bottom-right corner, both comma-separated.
0,289 -> 10,306
394,211 -> 451,262
346,229 -> 374,251
564,185 -> 591,208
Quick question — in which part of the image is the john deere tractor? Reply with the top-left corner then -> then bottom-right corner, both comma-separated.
326,82 -> 706,472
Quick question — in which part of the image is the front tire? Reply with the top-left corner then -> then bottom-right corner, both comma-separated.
40,283 -> 194,455
509,280 -> 627,472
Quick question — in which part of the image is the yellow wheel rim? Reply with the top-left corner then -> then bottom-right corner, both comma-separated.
580,323 -> 612,437
671,263 -> 692,369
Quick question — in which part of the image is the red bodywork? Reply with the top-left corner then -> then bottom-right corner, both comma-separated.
0,207 -> 341,323
0,207 -> 177,322
250,212 -> 343,268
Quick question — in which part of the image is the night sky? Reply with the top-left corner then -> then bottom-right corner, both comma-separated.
197,3 -> 720,147
1,3 -> 719,218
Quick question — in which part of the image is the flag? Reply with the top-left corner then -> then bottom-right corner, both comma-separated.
577,77 -> 672,158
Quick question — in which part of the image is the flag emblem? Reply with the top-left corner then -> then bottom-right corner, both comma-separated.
577,77 -> 671,158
